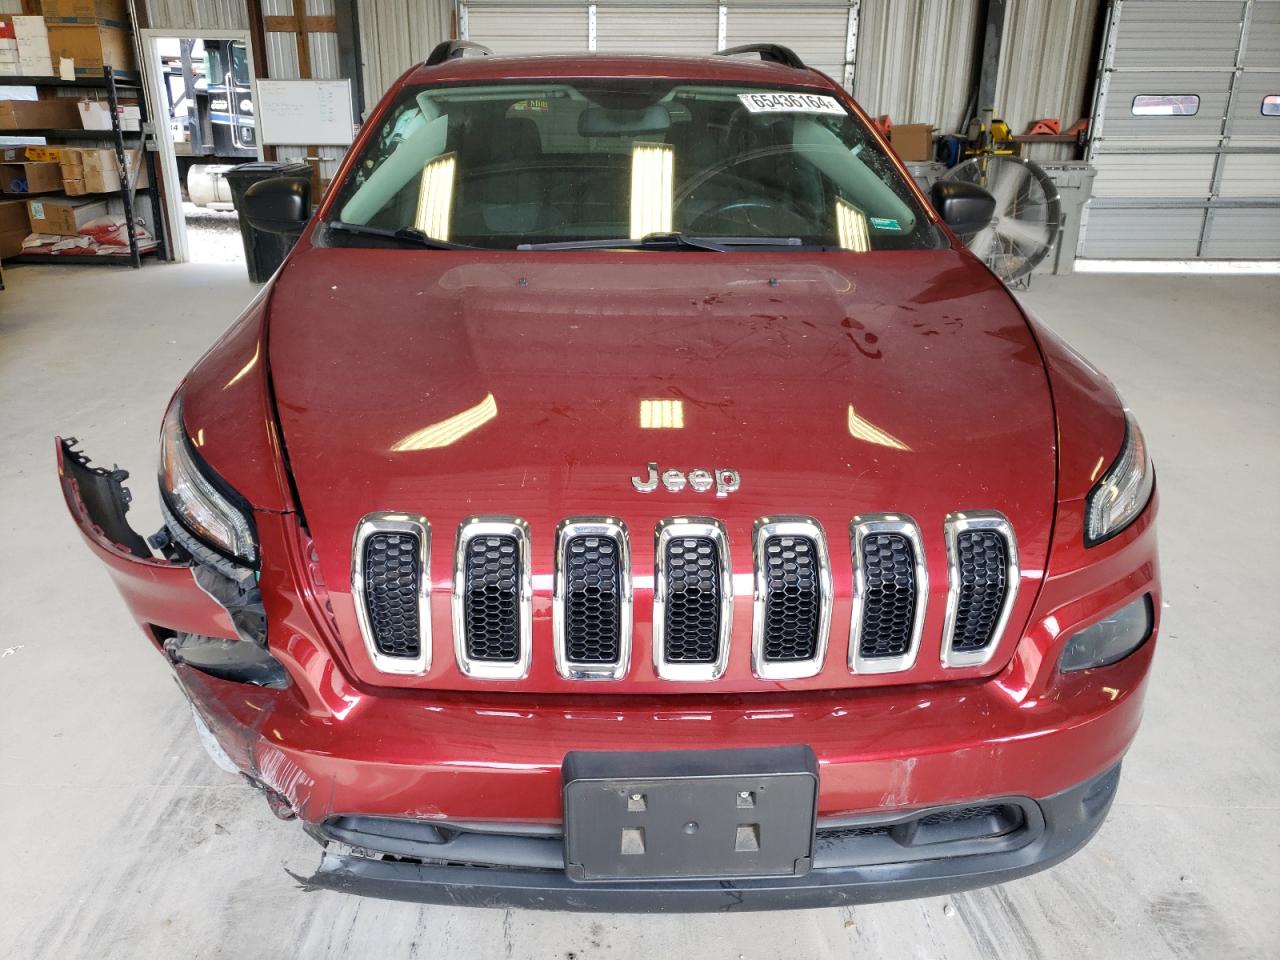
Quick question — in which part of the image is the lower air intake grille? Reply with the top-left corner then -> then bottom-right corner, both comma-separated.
762,534 -> 821,661
463,534 -> 521,662
362,532 -> 422,659
663,536 -> 722,663
951,530 -> 1009,652
857,533 -> 918,660
563,535 -> 622,664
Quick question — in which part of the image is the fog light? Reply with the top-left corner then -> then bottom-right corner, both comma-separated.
1059,595 -> 1153,672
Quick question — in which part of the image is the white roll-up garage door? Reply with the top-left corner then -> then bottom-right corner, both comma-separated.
1082,0 -> 1280,260
461,0 -> 856,88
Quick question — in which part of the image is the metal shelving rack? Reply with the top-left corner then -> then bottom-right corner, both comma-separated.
0,67 -> 168,267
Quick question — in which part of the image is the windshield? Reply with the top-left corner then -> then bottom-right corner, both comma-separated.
329,80 -> 944,251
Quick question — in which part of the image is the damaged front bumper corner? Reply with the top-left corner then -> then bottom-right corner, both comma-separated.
56,437 -> 288,689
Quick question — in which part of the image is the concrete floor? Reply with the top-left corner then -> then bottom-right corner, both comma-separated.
1,263 -> 1277,959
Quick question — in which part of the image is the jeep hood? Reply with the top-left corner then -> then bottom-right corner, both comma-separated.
261,246 -> 1056,693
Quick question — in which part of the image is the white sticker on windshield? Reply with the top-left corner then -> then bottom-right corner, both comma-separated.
737,92 -> 845,115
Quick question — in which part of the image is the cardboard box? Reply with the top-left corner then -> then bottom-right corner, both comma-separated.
889,124 -> 935,162
20,56 -> 55,76
47,22 -> 133,75
0,196 -> 29,232
0,98 -> 82,130
77,98 -> 111,129
117,103 -> 140,131
26,196 -> 107,235
42,0 -> 131,23
9,16 -> 48,40
2,145 -> 63,163
62,178 -> 87,196
80,148 -> 120,191
0,160 -> 62,193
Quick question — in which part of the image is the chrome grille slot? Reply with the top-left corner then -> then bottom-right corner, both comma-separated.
351,513 -> 430,675
752,517 -> 831,679
653,518 -> 732,681
942,512 -> 1019,668
554,518 -> 631,680
850,515 -> 927,674
453,517 -> 532,679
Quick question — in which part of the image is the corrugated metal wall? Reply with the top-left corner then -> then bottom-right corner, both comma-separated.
853,0 -> 977,130
855,0 -> 1100,136
358,0 -> 453,108
133,1 -> 1104,166
144,0 -> 250,30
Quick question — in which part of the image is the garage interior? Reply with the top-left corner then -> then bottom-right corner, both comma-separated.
2,1 -> 1278,957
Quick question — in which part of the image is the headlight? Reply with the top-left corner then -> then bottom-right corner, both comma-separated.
159,394 -> 258,566
1059,595 -> 1153,672
1085,411 -> 1154,546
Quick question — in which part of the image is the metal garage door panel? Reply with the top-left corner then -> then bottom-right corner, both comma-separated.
1091,152 -> 1217,198
1243,0 -> 1280,67
595,2 -> 720,57
467,2 -> 589,54
1080,206 -> 1207,258
1111,1 -> 1245,70
1217,154 -> 1280,197
1228,73 -> 1280,140
1101,71 -> 1233,141
1202,207 -> 1280,256
726,0 -> 852,83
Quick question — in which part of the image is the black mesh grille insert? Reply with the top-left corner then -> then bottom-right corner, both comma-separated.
463,534 -> 521,662
362,532 -> 421,659
916,804 -> 1002,826
662,536 -> 722,663
951,530 -> 1009,652
563,534 -> 622,664
762,534 -> 821,661
857,533 -> 918,660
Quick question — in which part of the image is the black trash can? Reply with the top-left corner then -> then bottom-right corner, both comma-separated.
225,161 -> 312,283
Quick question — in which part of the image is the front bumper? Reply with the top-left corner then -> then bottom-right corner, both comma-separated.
298,764 -> 1120,911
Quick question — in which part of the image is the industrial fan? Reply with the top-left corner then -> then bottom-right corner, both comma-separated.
941,156 -> 1062,283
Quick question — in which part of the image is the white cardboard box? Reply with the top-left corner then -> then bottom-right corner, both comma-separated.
11,16 -> 49,39
77,99 -> 112,130
19,57 -> 54,76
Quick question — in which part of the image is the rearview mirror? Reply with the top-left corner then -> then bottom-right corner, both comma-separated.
243,177 -> 312,235
930,180 -> 996,236
578,105 -> 671,137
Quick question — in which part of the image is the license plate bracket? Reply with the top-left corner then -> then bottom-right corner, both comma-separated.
562,746 -> 818,882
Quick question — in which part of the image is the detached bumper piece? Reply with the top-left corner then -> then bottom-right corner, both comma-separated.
302,764 -> 1122,912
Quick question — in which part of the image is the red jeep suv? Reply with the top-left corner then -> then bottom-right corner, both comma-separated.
56,42 -> 1159,911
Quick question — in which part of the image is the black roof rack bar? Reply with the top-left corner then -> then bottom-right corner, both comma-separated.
713,44 -> 807,70
424,40 -> 493,67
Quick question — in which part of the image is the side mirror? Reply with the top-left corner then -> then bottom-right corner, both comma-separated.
243,177 -> 311,235
930,180 -> 996,236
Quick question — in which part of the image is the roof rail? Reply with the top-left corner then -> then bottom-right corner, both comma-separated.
713,43 -> 807,70
424,40 -> 493,67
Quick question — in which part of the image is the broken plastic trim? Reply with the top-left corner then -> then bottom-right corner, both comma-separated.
58,439 -> 151,559
59,437 -> 282,686
165,631 -> 289,688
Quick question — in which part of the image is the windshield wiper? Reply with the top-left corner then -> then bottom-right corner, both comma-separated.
517,232 -> 803,252
327,221 -> 475,250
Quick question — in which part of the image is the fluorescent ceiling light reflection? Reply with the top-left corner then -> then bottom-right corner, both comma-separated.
630,143 -> 673,239
639,398 -> 684,429
836,198 -> 870,252
846,404 -> 909,450
391,393 -> 498,451
415,152 -> 457,241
